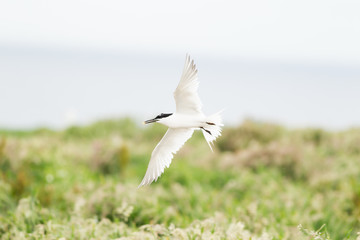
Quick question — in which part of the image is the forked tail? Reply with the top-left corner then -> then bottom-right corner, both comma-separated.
201,110 -> 224,152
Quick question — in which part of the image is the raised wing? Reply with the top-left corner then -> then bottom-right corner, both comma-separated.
173,55 -> 203,114
138,128 -> 194,187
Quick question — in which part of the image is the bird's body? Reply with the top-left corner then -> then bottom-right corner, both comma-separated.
139,55 -> 223,187
157,113 -> 205,129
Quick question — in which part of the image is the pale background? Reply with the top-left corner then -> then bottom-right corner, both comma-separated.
1,0 -> 359,129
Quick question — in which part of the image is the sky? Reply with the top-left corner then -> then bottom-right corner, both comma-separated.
1,0 -> 360,129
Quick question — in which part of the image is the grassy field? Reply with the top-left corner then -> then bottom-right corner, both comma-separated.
0,118 -> 360,239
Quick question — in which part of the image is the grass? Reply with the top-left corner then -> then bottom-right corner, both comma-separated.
0,118 -> 360,239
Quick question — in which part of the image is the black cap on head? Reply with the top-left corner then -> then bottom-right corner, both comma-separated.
144,113 -> 173,124
155,113 -> 173,119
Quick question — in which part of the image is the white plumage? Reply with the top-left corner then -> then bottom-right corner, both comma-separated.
174,56 -> 202,114
138,55 -> 223,188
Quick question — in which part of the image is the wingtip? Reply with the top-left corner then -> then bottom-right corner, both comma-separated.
138,181 -> 148,189
138,177 -> 148,188
138,176 -> 155,188
185,53 -> 192,63
137,181 -> 144,188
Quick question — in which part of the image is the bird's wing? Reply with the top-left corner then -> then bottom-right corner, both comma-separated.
138,128 -> 194,187
173,55 -> 203,114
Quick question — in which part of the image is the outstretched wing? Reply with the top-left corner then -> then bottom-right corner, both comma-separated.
138,128 -> 194,187
173,55 -> 203,115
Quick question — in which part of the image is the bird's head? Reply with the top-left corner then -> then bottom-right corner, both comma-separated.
144,113 -> 173,124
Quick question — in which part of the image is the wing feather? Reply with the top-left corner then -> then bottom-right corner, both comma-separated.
173,55 -> 203,114
138,128 -> 194,187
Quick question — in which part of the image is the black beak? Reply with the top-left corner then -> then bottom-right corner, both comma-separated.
144,118 -> 158,124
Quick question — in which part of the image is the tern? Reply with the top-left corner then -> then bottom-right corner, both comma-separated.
139,55 -> 223,187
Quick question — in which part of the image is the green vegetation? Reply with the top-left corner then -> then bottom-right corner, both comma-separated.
0,118 -> 360,239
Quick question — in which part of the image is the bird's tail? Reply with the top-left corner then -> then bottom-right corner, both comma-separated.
202,110 -> 224,152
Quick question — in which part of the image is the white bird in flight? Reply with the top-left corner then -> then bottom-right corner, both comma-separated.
139,55 -> 223,187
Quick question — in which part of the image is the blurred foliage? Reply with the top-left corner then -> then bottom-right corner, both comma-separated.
217,119 -> 284,152
62,118 -> 138,140
0,118 -> 360,239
